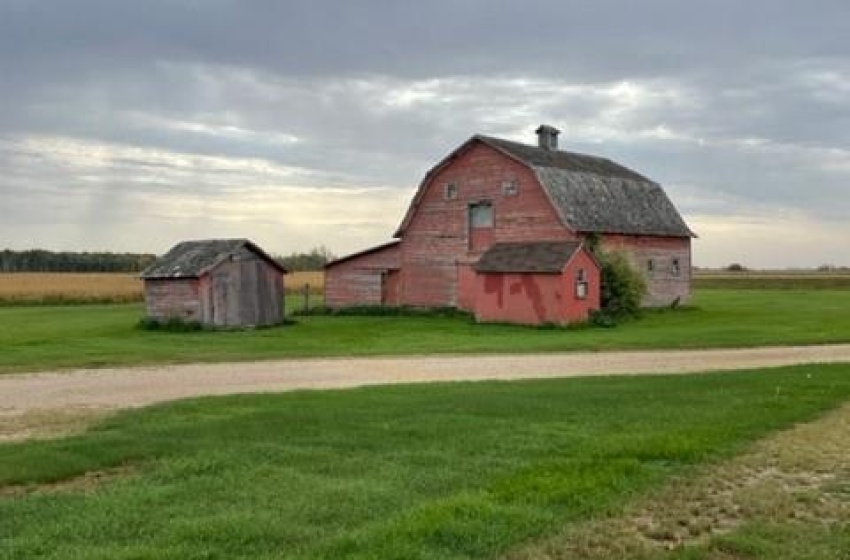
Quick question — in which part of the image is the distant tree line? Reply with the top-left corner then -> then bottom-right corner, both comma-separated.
0,249 -> 156,273
275,246 -> 336,271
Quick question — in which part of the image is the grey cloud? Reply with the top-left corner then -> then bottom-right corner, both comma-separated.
2,1 -> 847,81
0,1 -> 848,264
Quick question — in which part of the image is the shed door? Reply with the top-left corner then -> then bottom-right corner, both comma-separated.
212,272 -> 228,326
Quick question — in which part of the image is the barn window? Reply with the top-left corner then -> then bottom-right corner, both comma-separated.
502,180 -> 519,197
444,182 -> 458,200
469,202 -> 494,228
671,258 -> 681,276
575,268 -> 588,299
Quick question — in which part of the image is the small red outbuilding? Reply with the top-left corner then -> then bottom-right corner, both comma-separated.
469,241 -> 600,325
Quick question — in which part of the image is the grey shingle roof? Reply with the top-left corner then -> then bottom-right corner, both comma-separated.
534,166 -> 695,237
478,136 -> 649,181
474,241 -> 583,274
140,239 -> 286,279
478,136 -> 695,238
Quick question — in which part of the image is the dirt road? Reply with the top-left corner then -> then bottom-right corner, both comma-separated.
3,345 -> 850,417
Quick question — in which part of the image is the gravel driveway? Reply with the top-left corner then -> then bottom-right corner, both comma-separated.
3,344 -> 850,416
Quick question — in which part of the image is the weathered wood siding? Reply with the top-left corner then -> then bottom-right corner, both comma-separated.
601,234 -> 691,306
325,243 -> 401,308
202,247 -> 284,327
144,247 -> 284,327
144,278 -> 202,321
401,142 -> 575,307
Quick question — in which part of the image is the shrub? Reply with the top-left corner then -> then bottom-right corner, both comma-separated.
596,249 -> 647,320
725,263 -> 748,272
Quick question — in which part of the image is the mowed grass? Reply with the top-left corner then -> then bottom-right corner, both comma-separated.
1,364 -> 849,559
1,289 -> 849,374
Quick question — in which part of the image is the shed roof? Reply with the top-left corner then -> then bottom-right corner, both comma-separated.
396,133 -> 695,238
474,241 -> 586,274
140,239 -> 286,279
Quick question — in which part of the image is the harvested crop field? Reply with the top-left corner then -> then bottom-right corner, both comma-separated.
694,270 -> 850,290
0,273 -> 143,304
0,271 -> 323,305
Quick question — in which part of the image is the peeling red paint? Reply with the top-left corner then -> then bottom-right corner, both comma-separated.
473,248 -> 600,325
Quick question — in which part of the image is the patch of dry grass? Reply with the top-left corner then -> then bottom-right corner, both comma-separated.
0,273 -> 143,304
506,402 -> 850,559
0,407 -> 113,443
0,465 -> 135,499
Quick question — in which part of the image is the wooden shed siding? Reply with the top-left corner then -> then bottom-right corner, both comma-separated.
144,248 -> 283,327
144,278 -> 201,321
600,234 -> 691,306
325,243 -> 401,308
401,142 -> 574,307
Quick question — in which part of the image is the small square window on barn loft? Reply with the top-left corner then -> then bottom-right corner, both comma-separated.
469,202 -> 494,228
444,182 -> 458,200
502,179 -> 519,197
575,268 -> 589,299
671,258 -> 681,276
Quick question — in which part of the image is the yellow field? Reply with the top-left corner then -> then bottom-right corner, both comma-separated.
0,273 -> 144,303
285,271 -> 325,293
0,270 -> 325,303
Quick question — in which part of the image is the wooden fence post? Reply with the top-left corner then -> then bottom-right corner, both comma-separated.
303,283 -> 310,314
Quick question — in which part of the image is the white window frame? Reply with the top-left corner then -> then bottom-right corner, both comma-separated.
575,268 -> 589,299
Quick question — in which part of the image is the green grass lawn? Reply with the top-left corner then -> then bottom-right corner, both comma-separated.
1,289 -> 849,374
2,364 -> 849,559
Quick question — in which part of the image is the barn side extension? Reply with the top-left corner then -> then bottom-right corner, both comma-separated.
325,241 -> 401,308
471,241 -> 600,325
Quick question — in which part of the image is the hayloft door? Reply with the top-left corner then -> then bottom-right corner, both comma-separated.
469,202 -> 494,252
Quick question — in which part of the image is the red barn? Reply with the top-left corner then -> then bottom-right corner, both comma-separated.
326,125 -> 695,324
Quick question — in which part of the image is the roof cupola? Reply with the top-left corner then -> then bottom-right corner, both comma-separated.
535,124 -> 560,151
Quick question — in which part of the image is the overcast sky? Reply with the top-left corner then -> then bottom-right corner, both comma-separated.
1,1 -> 848,267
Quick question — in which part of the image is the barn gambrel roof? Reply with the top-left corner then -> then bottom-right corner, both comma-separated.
395,134 -> 695,238
140,239 -> 286,279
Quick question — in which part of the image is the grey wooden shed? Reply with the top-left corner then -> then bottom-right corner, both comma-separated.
140,239 -> 286,327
